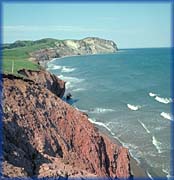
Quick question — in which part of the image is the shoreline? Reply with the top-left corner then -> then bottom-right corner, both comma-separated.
39,51 -> 121,68
97,126 -> 148,178
44,56 -> 150,178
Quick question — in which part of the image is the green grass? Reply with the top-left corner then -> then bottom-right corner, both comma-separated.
3,38 -> 59,75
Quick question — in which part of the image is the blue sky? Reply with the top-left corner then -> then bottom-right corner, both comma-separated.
2,2 -> 171,48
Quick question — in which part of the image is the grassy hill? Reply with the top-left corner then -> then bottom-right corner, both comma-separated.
3,38 -> 60,75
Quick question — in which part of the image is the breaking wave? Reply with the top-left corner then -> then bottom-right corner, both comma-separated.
117,140 -> 141,165
58,75 -> 84,89
146,170 -> 154,180
154,96 -> 172,104
47,64 -> 62,70
88,118 -> 114,135
149,92 -> 172,104
59,75 -> 84,83
162,168 -> 170,179
90,108 -> 115,114
61,66 -> 76,73
160,112 -> 172,121
138,120 -> 150,134
74,107 -> 88,113
65,82 -> 73,89
152,136 -> 162,154
149,92 -> 158,97
127,104 -> 141,111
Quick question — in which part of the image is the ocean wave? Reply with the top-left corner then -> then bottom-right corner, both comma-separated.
146,170 -> 154,180
138,120 -> 150,134
65,82 -> 73,89
88,118 -> 114,134
117,141 -> 141,164
149,92 -> 158,97
47,64 -> 62,70
72,88 -> 86,92
127,104 -> 141,111
154,96 -> 172,104
149,92 -> 173,104
61,66 -> 76,73
152,136 -> 162,154
75,107 -> 88,113
59,75 -> 84,83
90,108 -> 115,114
160,112 -> 173,121
162,168 -> 170,179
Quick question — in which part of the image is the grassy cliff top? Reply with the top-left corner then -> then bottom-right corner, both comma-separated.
3,38 -> 60,75
3,37 -> 116,75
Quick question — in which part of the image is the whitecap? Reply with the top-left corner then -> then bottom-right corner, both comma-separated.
155,96 -> 172,104
138,120 -> 150,134
152,136 -> 162,153
127,104 -> 141,111
61,66 -> 76,73
160,112 -> 173,121
90,108 -> 115,114
149,92 -> 158,97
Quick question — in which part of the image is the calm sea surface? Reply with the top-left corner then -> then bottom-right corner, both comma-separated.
47,48 -> 172,177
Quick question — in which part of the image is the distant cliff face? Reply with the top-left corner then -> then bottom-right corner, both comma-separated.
29,37 -> 118,62
2,71 -> 131,179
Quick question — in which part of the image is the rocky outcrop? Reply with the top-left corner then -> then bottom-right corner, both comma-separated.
30,37 -> 118,63
2,74 -> 131,179
18,69 -> 65,98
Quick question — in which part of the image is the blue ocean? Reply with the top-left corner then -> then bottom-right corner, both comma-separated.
47,48 -> 172,178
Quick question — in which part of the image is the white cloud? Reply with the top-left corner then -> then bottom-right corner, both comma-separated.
3,25 -> 108,33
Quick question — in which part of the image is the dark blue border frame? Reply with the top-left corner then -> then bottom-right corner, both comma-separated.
0,0 -> 173,180
170,0 -> 174,179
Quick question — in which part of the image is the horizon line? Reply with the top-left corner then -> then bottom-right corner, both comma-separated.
3,38 -> 171,50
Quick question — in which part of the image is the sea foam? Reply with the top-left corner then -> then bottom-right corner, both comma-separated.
138,120 -> 150,134
90,108 -> 115,114
65,82 -> 73,89
146,170 -> 154,180
162,168 -> 170,179
58,74 -> 84,89
61,66 -> 76,73
72,88 -> 86,92
59,75 -> 84,83
149,92 -> 158,97
47,64 -> 62,70
127,104 -> 141,111
152,136 -> 162,154
160,112 -> 172,121
88,118 -> 114,135
154,96 -> 172,104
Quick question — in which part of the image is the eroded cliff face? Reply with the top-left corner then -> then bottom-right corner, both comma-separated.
30,37 -> 118,62
2,71 -> 131,179
17,69 -> 65,98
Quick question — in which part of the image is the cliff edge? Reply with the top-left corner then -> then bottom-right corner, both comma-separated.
2,70 -> 131,179
29,37 -> 118,63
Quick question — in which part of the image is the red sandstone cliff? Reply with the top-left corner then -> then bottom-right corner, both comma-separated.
18,69 -> 65,98
2,71 -> 132,179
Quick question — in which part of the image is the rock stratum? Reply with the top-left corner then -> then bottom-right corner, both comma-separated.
2,70 -> 132,179
29,37 -> 118,63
